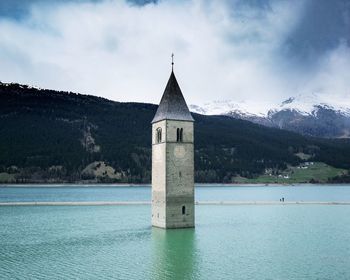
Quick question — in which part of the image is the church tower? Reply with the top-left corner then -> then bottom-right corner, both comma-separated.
151,61 -> 195,229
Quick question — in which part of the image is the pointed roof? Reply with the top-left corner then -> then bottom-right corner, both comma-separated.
152,71 -> 194,123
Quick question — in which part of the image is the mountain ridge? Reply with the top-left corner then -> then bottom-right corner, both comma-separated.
1,81 -> 350,183
190,95 -> 350,138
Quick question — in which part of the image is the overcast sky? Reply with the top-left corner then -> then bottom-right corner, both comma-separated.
0,0 -> 349,112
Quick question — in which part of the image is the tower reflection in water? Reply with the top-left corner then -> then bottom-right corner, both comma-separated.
151,227 -> 199,279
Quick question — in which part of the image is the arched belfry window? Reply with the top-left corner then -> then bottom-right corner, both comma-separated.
156,128 -> 162,143
176,128 -> 183,142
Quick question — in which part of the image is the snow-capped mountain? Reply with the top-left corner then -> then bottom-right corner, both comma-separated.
190,94 -> 350,138
190,99 -> 268,117
272,93 -> 350,117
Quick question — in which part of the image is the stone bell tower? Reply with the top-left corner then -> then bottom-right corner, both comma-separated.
151,59 -> 194,229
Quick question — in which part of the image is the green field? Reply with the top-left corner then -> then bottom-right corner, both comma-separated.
234,162 -> 347,184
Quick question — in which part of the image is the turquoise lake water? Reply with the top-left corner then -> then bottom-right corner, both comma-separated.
1,184 -> 350,202
1,185 -> 350,279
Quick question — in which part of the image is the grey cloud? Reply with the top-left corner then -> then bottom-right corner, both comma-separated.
0,0 -> 348,113
0,0 -> 153,19
283,0 -> 350,62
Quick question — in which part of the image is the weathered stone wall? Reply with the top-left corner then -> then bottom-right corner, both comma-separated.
165,120 -> 194,228
152,120 -> 166,228
152,119 -> 194,229
165,120 -> 194,143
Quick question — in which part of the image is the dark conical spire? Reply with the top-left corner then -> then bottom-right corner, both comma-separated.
152,71 -> 194,123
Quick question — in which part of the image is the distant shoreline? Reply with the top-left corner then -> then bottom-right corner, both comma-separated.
1,183 -> 350,188
1,201 -> 350,206
0,183 -> 148,188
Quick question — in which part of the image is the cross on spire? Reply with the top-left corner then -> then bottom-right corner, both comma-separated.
171,53 -> 174,71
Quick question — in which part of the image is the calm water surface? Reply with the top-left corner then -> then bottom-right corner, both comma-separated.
1,185 -> 350,279
1,184 -> 350,202
1,204 -> 350,279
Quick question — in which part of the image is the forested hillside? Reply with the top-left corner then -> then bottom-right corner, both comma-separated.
1,82 -> 350,183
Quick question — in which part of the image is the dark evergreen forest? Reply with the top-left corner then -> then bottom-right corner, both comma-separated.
1,82 -> 350,183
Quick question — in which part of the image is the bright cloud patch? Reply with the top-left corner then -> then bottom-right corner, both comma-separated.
0,0 -> 349,113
